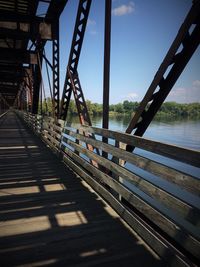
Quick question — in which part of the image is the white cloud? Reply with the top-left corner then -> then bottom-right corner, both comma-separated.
169,87 -> 186,97
87,18 -> 97,35
192,80 -> 200,88
123,92 -> 139,101
168,84 -> 200,103
89,30 -> 97,35
87,19 -> 96,26
112,2 -> 135,17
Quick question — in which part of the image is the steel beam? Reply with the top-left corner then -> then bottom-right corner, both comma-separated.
52,22 -> 60,118
0,48 -> 37,64
68,68 -> 99,164
0,93 -> 10,108
68,69 -> 92,126
126,1 -> 200,143
60,0 -> 92,120
0,11 -> 42,23
0,21 -> 52,40
102,0 -> 112,158
32,42 -> 43,114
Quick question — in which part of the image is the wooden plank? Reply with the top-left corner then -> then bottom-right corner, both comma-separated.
42,131 -> 60,148
42,127 -> 61,141
62,137 -> 200,226
63,128 -> 200,195
62,147 -> 200,259
58,119 -> 65,127
52,124 -> 62,133
75,125 -> 200,168
62,153 -> 193,267
0,110 -> 9,119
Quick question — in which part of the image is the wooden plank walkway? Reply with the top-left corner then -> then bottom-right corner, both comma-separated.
0,111 -> 165,267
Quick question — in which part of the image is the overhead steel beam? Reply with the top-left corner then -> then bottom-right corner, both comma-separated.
45,0 -> 69,23
0,65 -> 30,72
126,0 -> 200,144
0,48 -> 37,64
60,0 -> 92,120
0,21 -> 52,40
0,75 -> 23,83
0,11 -> 44,23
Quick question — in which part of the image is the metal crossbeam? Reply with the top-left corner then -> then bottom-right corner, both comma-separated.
60,0 -> 92,120
0,48 -> 37,64
126,1 -> 200,142
0,21 -> 52,40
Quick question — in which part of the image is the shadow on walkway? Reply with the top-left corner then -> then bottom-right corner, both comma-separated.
0,112 -> 165,266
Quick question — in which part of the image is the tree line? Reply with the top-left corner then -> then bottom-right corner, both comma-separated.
41,98 -> 200,119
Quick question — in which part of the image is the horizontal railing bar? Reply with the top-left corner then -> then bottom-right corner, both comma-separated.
42,135 -> 60,153
43,127 -> 61,139
62,137 -> 200,226
0,110 -> 9,119
43,131 -> 60,147
62,152 -> 191,267
63,128 -> 200,196
62,145 -> 200,260
72,125 -> 200,168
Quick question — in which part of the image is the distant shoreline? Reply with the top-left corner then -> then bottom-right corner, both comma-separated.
41,98 -> 200,119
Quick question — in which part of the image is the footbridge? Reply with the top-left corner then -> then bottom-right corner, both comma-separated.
0,1 -> 200,266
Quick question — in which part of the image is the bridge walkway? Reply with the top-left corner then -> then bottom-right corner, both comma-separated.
0,111 -> 164,267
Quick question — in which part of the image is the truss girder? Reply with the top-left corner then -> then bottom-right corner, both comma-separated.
68,69 -> 92,126
52,31 -> 60,118
126,1 -> 200,140
60,0 -> 92,120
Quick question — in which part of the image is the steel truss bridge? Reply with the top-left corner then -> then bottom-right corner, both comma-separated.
0,1 -> 200,266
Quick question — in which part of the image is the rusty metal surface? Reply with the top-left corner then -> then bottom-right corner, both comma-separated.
60,0 -> 92,120
0,0 -> 68,113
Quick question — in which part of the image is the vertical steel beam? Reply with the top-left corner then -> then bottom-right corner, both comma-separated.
52,21 -> 60,118
126,1 -> 200,142
32,64 -> 41,114
0,94 -> 10,110
102,0 -> 112,158
32,41 -> 43,114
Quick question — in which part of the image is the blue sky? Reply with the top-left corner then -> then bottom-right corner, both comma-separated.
43,0 -> 200,104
